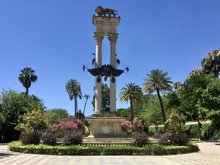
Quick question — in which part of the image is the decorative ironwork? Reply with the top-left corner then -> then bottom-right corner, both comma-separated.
83,55 -> 128,83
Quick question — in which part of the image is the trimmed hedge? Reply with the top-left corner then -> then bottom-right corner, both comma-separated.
9,141 -> 199,155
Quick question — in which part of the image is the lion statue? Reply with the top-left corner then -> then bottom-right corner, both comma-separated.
95,6 -> 118,17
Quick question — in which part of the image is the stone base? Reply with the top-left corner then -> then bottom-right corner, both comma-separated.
83,137 -> 133,143
87,116 -> 126,138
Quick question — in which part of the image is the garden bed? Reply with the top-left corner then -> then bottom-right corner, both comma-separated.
9,141 -> 199,155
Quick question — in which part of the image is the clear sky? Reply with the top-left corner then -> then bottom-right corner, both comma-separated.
0,0 -> 220,116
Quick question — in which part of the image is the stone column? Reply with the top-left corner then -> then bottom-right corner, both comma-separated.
94,32 -> 104,114
108,33 -> 118,113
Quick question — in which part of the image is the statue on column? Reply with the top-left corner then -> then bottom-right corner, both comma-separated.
95,6 -> 118,18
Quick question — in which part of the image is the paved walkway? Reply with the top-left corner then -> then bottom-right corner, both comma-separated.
0,142 -> 220,165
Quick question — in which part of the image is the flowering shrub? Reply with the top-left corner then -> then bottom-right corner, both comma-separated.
132,117 -> 144,133
51,116 -> 85,137
121,120 -> 132,135
50,116 -> 85,145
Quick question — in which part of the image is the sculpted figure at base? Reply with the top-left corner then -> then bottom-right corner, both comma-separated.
95,6 -> 118,17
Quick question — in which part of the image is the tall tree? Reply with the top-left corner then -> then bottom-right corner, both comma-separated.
143,69 -> 172,123
201,49 -> 220,78
18,67 -> 37,96
120,83 -> 143,121
92,83 -> 110,113
83,95 -> 89,116
65,79 -> 82,116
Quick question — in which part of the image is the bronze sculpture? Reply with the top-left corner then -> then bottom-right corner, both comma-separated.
95,6 -> 118,17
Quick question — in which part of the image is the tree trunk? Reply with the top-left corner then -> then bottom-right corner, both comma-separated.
130,98 -> 134,122
25,87 -> 29,96
74,96 -> 78,117
83,98 -> 88,115
197,118 -> 202,141
156,88 -> 166,124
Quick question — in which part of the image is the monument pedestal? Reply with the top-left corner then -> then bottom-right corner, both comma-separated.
87,115 -> 126,138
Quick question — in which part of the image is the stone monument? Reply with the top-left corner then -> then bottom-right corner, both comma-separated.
84,6 -> 128,139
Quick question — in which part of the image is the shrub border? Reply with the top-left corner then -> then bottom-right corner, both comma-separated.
9,141 -> 199,155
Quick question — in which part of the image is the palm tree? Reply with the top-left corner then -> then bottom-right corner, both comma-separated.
83,94 -> 90,116
18,67 -> 37,96
143,69 -> 172,123
120,83 -> 143,121
65,79 -> 82,116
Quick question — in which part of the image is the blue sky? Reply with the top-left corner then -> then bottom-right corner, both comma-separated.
0,0 -> 220,116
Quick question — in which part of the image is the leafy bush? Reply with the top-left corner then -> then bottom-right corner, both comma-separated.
0,90 -> 44,142
185,123 -> 220,140
20,132 -> 40,145
159,132 -> 172,145
9,141 -> 199,155
63,130 -> 83,145
159,132 -> 189,145
133,132 -> 148,147
42,131 -> 56,145
16,109 -> 48,133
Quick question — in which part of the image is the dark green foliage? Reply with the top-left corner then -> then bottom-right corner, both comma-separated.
179,74 -> 214,121
197,79 -> 220,133
46,108 -> 69,125
0,90 -> 44,142
66,79 -> 82,116
9,141 -> 199,155
116,108 -> 130,120
92,83 -> 110,113
120,83 -> 143,121
139,94 -> 163,131
143,69 -> 173,123
201,49 -> 220,78
185,123 -> 220,140
42,131 -> 56,145
20,132 -> 40,145
18,67 -> 38,96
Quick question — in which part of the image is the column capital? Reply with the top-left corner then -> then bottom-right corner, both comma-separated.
108,33 -> 118,44
94,32 -> 104,44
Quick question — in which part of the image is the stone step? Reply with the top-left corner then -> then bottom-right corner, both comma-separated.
83,137 -> 134,143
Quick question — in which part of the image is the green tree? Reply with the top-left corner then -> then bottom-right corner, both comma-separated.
197,79 -> 220,131
120,83 -> 143,121
179,74 -> 214,140
46,108 -> 69,125
18,67 -> 37,96
66,79 -> 82,116
0,90 -> 44,141
0,112 -> 4,131
116,108 -> 130,120
143,69 -> 172,123
201,49 -> 220,78
139,94 -> 163,132
179,74 -> 214,121
83,95 -> 89,116
92,83 -> 110,113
